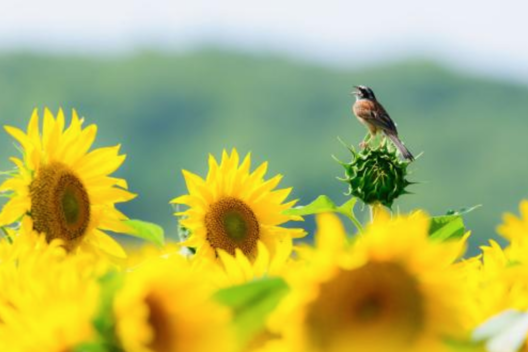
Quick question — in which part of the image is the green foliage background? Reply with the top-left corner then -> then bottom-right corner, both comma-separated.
0,50 -> 526,252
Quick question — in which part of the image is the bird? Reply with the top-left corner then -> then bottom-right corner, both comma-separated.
351,85 -> 414,161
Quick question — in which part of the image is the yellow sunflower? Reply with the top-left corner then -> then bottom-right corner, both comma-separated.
209,239 -> 292,287
465,240 -> 528,328
468,200 -> 528,327
114,255 -> 234,352
268,212 -> 470,352
0,218 -> 103,352
463,201 -> 528,337
498,200 -> 528,247
245,336 -> 289,352
171,149 -> 304,261
0,108 -> 136,257
464,236 -> 528,352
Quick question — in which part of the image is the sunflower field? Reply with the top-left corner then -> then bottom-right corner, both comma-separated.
0,108 -> 527,352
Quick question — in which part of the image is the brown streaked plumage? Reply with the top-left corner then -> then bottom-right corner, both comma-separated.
351,85 -> 414,161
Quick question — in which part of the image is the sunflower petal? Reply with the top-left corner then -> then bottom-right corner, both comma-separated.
88,230 -> 127,259
0,197 -> 30,226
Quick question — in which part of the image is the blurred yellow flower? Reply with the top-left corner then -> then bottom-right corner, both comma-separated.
269,212 -> 470,352
204,240 -> 293,288
0,218 -> 103,352
465,240 -> 528,328
464,205 -> 528,351
114,255 -> 234,352
171,149 -> 304,262
498,200 -> 528,247
0,108 -> 136,257
247,337 -> 289,352
466,200 -> 528,329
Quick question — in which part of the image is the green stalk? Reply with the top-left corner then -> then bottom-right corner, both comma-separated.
343,211 -> 363,232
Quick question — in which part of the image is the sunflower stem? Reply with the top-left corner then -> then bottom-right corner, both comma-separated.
0,226 -> 12,244
369,204 -> 375,223
344,211 -> 364,232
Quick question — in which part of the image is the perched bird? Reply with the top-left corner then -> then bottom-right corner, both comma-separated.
351,85 -> 414,161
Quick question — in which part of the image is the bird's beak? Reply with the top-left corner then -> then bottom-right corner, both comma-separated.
351,86 -> 360,96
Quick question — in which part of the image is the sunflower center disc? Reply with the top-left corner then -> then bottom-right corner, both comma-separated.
223,211 -> 248,241
145,293 -> 174,352
205,197 -> 259,256
62,187 -> 81,224
30,162 -> 91,250
306,262 -> 424,350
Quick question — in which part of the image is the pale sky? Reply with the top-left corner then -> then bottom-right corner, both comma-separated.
1,0 -> 527,82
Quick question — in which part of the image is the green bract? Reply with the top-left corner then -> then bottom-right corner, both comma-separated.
339,143 -> 413,208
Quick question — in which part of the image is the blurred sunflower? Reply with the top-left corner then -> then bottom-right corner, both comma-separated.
469,200 -> 528,327
114,255 -> 233,352
463,201 -> 528,327
269,212 -> 469,352
247,338 -> 289,352
211,240 -> 292,287
171,149 -> 304,261
0,108 -> 136,257
465,240 -> 528,328
0,218 -> 103,352
498,200 -> 528,246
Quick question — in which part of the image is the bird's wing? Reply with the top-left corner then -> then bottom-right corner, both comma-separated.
369,106 -> 398,135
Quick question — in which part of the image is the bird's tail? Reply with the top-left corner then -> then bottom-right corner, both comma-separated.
387,134 -> 414,161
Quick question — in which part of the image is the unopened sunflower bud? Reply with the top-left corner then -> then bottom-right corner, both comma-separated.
339,144 -> 414,208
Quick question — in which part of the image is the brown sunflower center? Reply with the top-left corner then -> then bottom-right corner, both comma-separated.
29,162 -> 90,250
145,293 -> 175,352
204,197 -> 259,257
305,262 -> 424,351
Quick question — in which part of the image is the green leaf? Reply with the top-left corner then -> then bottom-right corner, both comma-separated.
429,215 -> 466,241
89,271 -> 125,352
214,277 -> 289,346
283,195 -> 362,231
337,197 -> 359,217
445,205 -> 482,216
284,195 -> 344,216
429,205 -> 480,242
124,219 -> 165,246
74,342 -> 113,352
444,337 -> 485,352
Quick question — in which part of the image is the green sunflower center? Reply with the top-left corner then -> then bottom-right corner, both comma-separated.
30,162 -> 91,250
62,185 -> 82,224
205,197 -> 259,257
306,262 -> 424,351
223,211 -> 248,241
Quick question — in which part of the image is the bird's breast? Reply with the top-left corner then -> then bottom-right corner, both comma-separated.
353,100 -> 375,120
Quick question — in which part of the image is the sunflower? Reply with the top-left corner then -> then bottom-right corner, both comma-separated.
464,240 -> 528,328
0,218 -> 102,352
114,255 -> 233,352
463,202 -> 528,329
498,200 -> 528,246
268,212 -> 470,352
469,200 -> 528,326
0,108 -> 136,257
245,336 -> 289,352
210,239 -> 292,287
171,149 -> 304,262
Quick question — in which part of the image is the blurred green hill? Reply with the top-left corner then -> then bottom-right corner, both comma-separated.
0,50 -> 526,252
